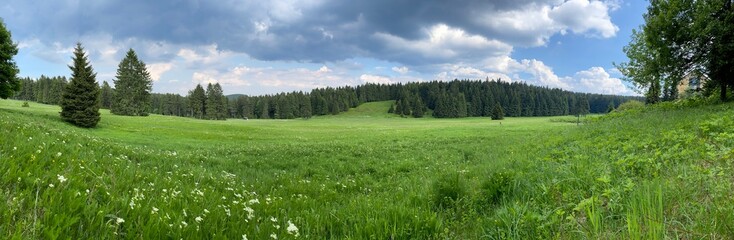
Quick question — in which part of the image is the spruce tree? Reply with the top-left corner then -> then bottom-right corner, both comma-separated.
491,103 -> 504,120
100,81 -> 113,109
187,84 -> 206,119
411,96 -> 424,118
0,19 -> 19,99
111,49 -> 152,116
388,104 -> 395,114
205,83 -> 227,120
400,97 -> 411,116
60,43 -> 101,128
395,100 -> 403,115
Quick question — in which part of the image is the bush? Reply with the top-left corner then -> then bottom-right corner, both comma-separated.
615,100 -> 645,112
21,101 -> 29,107
431,172 -> 469,210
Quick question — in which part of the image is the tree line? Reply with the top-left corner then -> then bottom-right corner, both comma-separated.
147,80 -> 639,120
10,75 -> 640,122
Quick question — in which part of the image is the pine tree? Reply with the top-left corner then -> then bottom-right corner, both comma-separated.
491,103 -> 504,120
411,96 -> 424,118
0,19 -> 20,99
60,43 -> 100,128
187,84 -> 206,119
400,97 -> 411,116
111,49 -> 153,116
100,81 -> 113,109
395,100 -> 403,115
388,104 -> 395,114
205,83 -> 227,120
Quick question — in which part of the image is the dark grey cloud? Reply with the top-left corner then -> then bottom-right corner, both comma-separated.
1,0 -> 614,65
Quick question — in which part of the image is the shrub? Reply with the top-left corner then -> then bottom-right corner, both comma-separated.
615,100 -> 645,112
21,101 -> 29,107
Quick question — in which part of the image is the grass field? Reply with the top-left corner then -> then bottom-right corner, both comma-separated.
1,99 -> 733,239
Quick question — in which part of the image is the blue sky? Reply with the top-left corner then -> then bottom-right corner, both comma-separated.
1,0 -> 647,96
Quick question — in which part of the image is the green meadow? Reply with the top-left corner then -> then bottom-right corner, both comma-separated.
1,99 -> 733,239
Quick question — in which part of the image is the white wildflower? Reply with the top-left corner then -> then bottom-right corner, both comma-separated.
287,220 -> 299,237
116,217 -> 125,224
248,198 -> 260,204
56,152 -> 62,157
48,183 -> 54,188
270,233 -> 278,239
195,216 -> 203,223
270,217 -> 277,222
57,175 -> 67,183
181,221 -> 188,227
242,234 -> 248,240
151,207 -> 159,214
204,209 -> 210,214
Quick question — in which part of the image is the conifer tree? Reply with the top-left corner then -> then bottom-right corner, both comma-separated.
411,96 -> 424,118
0,19 -> 19,99
100,81 -> 113,109
491,102 -> 504,120
111,49 -> 152,116
187,84 -> 206,119
395,100 -> 403,115
205,83 -> 227,120
388,104 -> 395,114
60,43 -> 100,128
400,97 -> 411,116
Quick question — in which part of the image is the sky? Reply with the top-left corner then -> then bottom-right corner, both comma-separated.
0,0 -> 648,96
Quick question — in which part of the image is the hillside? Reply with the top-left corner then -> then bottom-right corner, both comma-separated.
1,99 -> 733,238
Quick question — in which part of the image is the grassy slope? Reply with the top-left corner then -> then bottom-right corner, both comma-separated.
1,99 -> 733,239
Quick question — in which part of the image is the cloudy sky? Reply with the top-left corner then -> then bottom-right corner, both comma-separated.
1,0 -> 647,96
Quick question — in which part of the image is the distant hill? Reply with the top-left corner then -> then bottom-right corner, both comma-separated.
226,94 -> 246,100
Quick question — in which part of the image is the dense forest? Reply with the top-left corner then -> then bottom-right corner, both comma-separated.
14,76 -> 641,120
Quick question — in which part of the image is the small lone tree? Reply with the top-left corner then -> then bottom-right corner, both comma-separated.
60,43 -> 100,128
0,19 -> 20,99
491,103 -> 504,120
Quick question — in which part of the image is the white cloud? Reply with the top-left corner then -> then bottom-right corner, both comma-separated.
177,44 -> 233,66
374,23 -> 512,61
550,0 -> 619,38
573,67 -> 634,95
147,63 -> 174,82
359,74 -> 393,84
318,65 -> 331,73
436,65 -> 514,82
514,59 -> 571,89
392,66 -> 409,74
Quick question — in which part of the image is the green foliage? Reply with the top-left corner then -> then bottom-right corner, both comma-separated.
491,103 -> 504,120
111,49 -> 152,116
100,81 -> 113,109
60,43 -> 100,128
21,101 -> 28,107
615,100 -> 645,112
617,0 -> 734,101
187,84 -> 206,119
205,83 -> 227,120
0,19 -> 19,99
